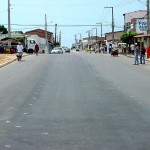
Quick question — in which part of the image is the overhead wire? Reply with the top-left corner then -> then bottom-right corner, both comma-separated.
137,0 -> 147,5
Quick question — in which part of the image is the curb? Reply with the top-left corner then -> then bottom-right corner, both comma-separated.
126,54 -> 150,62
0,54 -> 28,68
0,57 -> 17,68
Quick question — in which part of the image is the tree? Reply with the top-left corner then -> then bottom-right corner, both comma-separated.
0,25 -> 8,34
120,31 -> 137,44
54,42 -> 60,47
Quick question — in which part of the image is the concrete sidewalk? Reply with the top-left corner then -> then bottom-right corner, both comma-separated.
126,54 -> 150,62
0,53 -> 28,68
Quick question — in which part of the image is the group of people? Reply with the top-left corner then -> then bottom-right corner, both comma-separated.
16,42 -> 39,56
133,43 -> 146,65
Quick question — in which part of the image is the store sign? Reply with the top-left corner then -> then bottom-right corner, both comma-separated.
136,19 -> 147,34
139,21 -> 147,31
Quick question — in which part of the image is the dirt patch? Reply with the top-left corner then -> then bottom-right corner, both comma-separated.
0,54 -> 16,64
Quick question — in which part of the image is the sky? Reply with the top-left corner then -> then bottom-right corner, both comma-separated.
0,0 -> 146,47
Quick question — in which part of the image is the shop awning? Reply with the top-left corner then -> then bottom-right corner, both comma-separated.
134,34 -> 150,38
1,37 -> 18,41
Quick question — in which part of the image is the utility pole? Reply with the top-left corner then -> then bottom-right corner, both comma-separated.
45,14 -> 48,53
100,23 -> 102,37
86,30 -> 91,50
74,34 -> 77,48
104,7 -> 114,44
92,28 -> 97,44
96,22 -> 103,37
54,24 -> 57,45
147,0 -> 150,58
59,31 -> 61,46
78,33 -> 82,50
147,0 -> 150,43
8,0 -> 11,47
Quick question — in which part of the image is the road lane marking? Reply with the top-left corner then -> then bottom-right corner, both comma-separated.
24,113 -> 29,115
16,126 -> 22,128
6,121 -> 11,123
42,132 -> 48,135
5,145 -> 11,148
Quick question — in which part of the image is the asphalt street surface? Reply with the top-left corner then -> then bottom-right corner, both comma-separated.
0,52 -> 150,150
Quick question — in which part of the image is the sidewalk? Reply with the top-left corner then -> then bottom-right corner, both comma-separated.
0,53 -> 28,68
125,53 -> 150,62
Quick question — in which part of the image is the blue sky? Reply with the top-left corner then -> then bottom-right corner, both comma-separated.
0,0 -> 146,47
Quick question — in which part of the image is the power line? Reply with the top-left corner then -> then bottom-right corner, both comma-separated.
0,24 -> 112,27
137,0 -> 147,5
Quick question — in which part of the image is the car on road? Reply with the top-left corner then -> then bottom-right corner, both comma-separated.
76,48 -> 80,52
0,46 -> 5,53
51,47 -> 63,54
65,48 -> 70,53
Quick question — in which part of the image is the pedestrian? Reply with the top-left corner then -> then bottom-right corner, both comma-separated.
109,44 -> 112,54
95,47 -> 100,53
133,43 -> 139,65
16,42 -> 23,60
104,45 -> 107,53
140,45 -> 146,64
130,44 -> 135,54
34,43 -> 39,55
100,46 -> 104,53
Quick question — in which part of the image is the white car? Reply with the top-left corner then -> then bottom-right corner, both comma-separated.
51,47 -> 63,54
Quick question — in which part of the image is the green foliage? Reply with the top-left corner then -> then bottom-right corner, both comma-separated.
54,42 -> 60,47
0,25 -> 8,34
120,31 -> 137,44
15,37 -> 24,43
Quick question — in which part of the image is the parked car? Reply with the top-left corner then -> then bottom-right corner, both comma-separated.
65,48 -> 70,53
0,46 -> 5,53
51,47 -> 63,54
76,48 -> 80,52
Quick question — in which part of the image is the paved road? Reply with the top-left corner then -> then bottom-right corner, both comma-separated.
0,52 -> 150,150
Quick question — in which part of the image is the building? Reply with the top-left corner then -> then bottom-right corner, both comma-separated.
123,10 -> 147,33
104,31 -> 124,52
105,31 -> 124,43
25,29 -> 53,53
82,36 -> 105,49
123,10 -> 150,58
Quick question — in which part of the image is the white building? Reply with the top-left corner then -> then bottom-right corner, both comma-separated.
123,10 -> 147,33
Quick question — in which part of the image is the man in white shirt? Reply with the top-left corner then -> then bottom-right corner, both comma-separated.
130,44 -> 135,54
16,42 -> 23,60
17,42 -> 23,53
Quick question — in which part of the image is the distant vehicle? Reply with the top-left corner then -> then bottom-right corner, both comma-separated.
65,48 -> 70,53
51,47 -> 63,54
25,35 -> 49,54
76,48 -> 80,52
0,46 -> 5,53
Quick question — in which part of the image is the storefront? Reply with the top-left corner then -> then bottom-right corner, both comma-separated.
134,34 -> 150,58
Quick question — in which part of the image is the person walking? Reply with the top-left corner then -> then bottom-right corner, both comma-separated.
34,43 -> 39,56
140,45 -> 146,64
16,42 -> 23,61
109,44 -> 112,54
130,43 -> 135,54
133,43 -> 139,65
